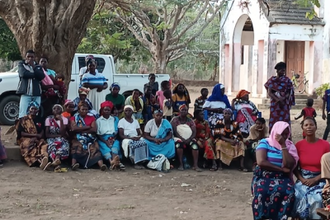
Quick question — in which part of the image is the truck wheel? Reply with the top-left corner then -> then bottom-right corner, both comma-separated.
0,95 -> 20,125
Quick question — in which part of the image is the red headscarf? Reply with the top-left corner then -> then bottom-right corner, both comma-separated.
100,101 -> 114,109
236,90 -> 250,99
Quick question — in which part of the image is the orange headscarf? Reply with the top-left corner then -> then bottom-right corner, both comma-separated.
236,90 -> 250,99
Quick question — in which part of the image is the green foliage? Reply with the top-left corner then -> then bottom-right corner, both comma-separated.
294,0 -> 320,19
0,18 -> 21,61
77,11 -> 139,62
315,83 -> 330,98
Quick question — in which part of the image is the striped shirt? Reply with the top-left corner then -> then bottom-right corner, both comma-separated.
82,72 -> 106,86
256,139 -> 282,167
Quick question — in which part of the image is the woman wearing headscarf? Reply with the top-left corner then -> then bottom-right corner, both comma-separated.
118,105 -> 149,169
70,101 -> 107,171
105,83 -> 125,118
292,117 -> 330,219
96,101 -> 125,171
44,104 -> 70,169
172,83 -> 191,116
62,99 -> 75,119
125,89 -> 144,125
73,87 -> 98,117
264,62 -> 295,133
171,104 -> 201,172
251,121 -> 299,220
17,102 -> 51,170
144,109 -> 175,160
214,108 -> 246,171
203,83 -> 231,129
232,89 -> 258,137
81,60 -> 108,113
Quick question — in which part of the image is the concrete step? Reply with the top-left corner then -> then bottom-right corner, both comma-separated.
4,145 -> 22,161
261,98 -> 322,105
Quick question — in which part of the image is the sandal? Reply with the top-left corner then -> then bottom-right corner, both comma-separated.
100,164 -> 107,171
239,167 -> 248,172
192,167 -> 203,172
118,163 -> 125,171
178,166 -> 184,171
43,162 -> 52,171
71,163 -> 79,171
39,157 -> 49,169
134,165 -> 144,170
52,159 -> 61,167
54,167 -> 68,173
209,163 -> 218,171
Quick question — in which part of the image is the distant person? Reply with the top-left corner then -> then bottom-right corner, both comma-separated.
17,50 -> 45,119
194,88 -> 208,111
79,55 -> 97,80
142,86 -> 159,123
144,73 -> 159,96
125,89 -> 144,125
295,98 -> 316,138
203,83 -> 231,129
105,83 -> 125,118
162,89 -> 173,121
156,80 -> 170,110
232,89 -> 258,137
322,88 -> 330,140
172,83 -> 191,116
264,62 -> 295,133
81,59 -> 108,113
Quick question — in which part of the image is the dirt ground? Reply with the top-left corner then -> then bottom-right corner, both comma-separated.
0,83 -> 328,220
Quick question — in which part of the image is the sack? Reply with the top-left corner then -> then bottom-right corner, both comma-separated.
147,154 -> 170,172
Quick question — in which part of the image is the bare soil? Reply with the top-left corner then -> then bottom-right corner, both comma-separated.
0,81 -> 328,220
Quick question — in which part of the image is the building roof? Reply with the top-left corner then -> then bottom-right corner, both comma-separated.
260,0 -> 325,26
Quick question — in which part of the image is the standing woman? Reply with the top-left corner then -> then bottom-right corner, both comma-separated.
264,62 -> 295,132
203,83 -> 231,129
44,104 -> 70,169
118,105 -> 149,169
251,121 -> 299,220
17,102 -> 50,170
82,60 -> 108,113
292,117 -> 330,220
70,102 -> 107,171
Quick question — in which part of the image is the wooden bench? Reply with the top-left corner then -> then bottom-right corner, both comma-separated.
317,208 -> 330,219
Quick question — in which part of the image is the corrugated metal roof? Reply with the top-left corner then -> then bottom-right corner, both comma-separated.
260,0 -> 325,26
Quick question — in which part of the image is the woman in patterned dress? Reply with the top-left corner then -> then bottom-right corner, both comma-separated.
45,104 -> 70,170
264,62 -> 295,133
213,108 -> 246,171
251,121 -> 299,220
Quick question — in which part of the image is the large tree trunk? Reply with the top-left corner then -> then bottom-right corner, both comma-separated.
0,0 -> 96,89
151,43 -> 168,74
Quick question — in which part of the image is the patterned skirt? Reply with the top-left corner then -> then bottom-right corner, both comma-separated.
251,166 -> 295,220
292,169 -> 325,219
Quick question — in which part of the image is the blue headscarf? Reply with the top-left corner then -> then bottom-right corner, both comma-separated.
26,101 -> 40,114
207,83 -> 231,108
111,83 -> 120,90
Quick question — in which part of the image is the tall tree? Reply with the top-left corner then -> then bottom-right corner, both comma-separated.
105,0 -> 224,74
0,0 -> 97,85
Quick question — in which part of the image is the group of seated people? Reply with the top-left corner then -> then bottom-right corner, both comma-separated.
15,80 -> 268,174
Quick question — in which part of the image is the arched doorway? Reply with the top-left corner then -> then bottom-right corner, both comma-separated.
232,15 -> 254,92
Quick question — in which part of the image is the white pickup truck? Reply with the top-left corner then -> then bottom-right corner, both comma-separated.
0,53 -> 170,125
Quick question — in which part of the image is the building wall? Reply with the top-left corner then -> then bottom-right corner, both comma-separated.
220,0 -> 330,97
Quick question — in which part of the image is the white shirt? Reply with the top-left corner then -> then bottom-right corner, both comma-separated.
118,118 -> 140,137
79,66 -> 99,77
203,100 -> 227,109
144,119 -> 161,137
96,116 -> 116,135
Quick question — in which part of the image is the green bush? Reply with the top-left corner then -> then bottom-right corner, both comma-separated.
315,83 -> 330,98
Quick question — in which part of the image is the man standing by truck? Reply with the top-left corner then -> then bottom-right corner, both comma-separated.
16,50 -> 45,118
